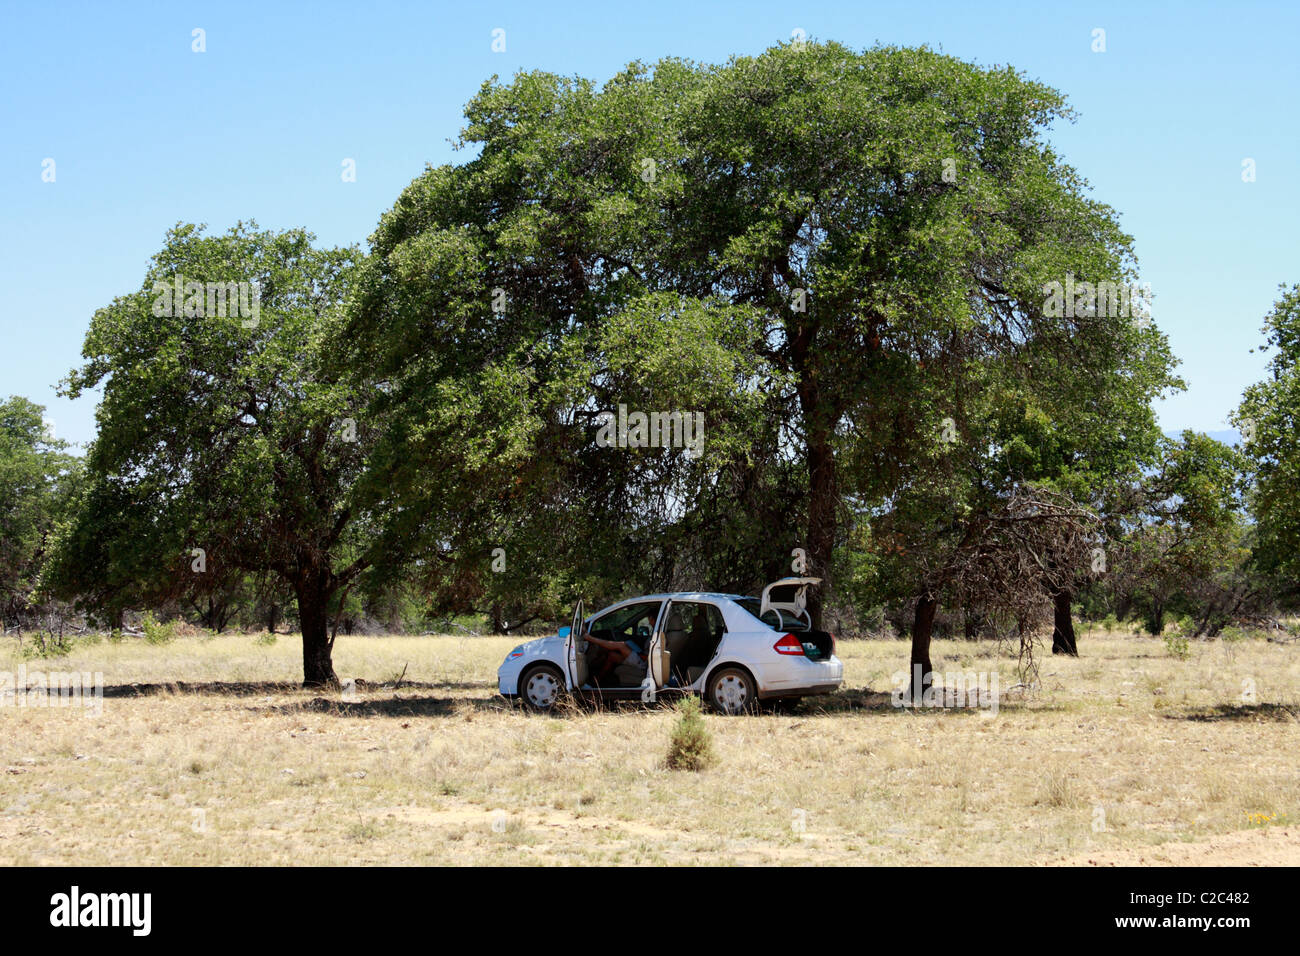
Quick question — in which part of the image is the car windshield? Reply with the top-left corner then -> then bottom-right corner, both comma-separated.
734,597 -> 808,631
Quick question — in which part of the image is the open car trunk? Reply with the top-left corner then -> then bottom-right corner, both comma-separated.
797,630 -> 835,662
755,577 -> 835,660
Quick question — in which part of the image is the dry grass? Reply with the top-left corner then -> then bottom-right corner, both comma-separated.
1,628 -> 1297,865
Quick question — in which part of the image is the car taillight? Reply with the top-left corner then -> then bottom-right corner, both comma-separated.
773,633 -> 806,656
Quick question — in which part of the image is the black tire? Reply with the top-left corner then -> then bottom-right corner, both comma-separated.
518,664 -> 567,713
705,666 -> 757,715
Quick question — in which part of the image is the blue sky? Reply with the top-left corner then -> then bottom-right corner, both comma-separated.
2,0 -> 1296,448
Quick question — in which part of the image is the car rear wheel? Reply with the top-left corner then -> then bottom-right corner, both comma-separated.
706,666 -> 756,715
519,664 -> 567,712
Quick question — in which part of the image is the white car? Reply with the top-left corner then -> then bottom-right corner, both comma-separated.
497,577 -> 843,714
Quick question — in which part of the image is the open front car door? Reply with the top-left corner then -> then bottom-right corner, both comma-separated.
565,598 -> 586,689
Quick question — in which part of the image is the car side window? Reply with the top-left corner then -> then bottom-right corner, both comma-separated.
589,601 -> 662,642
670,602 -> 727,640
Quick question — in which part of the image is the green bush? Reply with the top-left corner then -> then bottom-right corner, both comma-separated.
253,631 -> 277,646
141,612 -> 177,645
1163,634 -> 1191,661
20,631 -> 75,660
665,696 -> 715,772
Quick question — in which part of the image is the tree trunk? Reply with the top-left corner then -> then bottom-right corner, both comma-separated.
907,593 -> 938,702
296,577 -> 338,688
1193,603 -> 1217,638
266,602 -> 279,635
1147,600 -> 1165,636
1050,589 -> 1078,656
805,433 -> 838,630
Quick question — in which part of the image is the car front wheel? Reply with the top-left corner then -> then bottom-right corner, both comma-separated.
519,664 -> 567,712
706,666 -> 756,715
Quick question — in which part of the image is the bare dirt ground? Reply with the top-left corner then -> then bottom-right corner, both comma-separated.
2,627 -> 1296,865
1051,826 -> 1300,866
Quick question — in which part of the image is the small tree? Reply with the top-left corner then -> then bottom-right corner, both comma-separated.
0,396 -> 83,633
666,695 -> 715,771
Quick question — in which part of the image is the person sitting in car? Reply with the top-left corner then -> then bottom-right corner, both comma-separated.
583,629 -> 647,686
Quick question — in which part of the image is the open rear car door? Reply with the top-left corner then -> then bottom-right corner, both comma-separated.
647,600 -> 673,694
565,598 -> 586,689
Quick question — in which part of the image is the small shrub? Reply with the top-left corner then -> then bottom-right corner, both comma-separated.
141,612 -> 177,645
1039,767 -> 1083,809
1163,634 -> 1191,661
1219,626 -> 1249,644
253,631 -> 277,647
665,696 -> 715,772
21,631 -> 75,660
347,819 -> 383,842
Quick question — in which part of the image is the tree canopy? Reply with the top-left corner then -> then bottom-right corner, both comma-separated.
342,41 -> 1181,680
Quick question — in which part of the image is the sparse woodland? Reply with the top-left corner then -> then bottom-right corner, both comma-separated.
4,43 -> 1298,687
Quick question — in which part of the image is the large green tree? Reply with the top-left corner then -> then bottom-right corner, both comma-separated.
348,41 -> 1166,642
45,223 -> 372,685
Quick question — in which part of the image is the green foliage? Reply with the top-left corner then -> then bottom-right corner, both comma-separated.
344,40 -> 1179,627
43,222 -> 376,684
1219,626 -> 1250,644
20,43 -> 1280,660
1236,283 -> 1300,595
0,396 -> 83,625
1102,432 -> 1254,636
140,612 -> 177,646
20,630 -> 76,660
1162,634 -> 1191,661
665,695 -> 715,771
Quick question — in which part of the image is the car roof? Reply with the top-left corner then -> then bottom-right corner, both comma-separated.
641,592 -> 746,601
595,592 -> 749,608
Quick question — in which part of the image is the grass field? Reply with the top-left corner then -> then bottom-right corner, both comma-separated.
2,628 -> 1297,865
